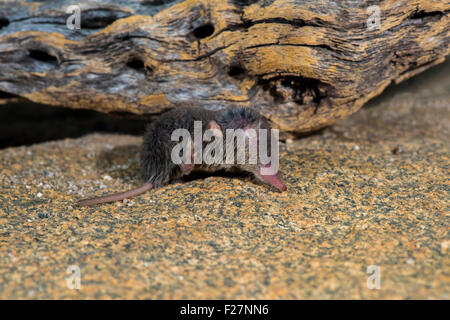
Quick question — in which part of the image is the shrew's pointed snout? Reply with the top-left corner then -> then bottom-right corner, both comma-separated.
257,165 -> 286,192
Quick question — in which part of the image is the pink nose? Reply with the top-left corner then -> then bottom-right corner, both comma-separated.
257,165 -> 286,191
259,172 -> 287,191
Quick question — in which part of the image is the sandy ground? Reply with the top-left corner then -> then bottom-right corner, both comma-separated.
0,60 -> 448,299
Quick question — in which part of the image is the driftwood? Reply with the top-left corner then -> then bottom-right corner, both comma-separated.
0,0 -> 448,133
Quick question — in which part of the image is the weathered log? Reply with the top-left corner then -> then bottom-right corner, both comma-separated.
0,0 -> 448,133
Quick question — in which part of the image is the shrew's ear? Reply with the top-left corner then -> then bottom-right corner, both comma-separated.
207,120 -> 223,137
179,139 -> 194,175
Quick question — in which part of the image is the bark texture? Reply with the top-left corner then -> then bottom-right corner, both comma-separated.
0,0 -> 448,132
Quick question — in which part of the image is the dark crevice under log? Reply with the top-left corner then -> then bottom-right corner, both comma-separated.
0,100 -> 149,148
0,0 -> 448,133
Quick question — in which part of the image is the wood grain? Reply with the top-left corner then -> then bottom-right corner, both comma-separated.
0,0 -> 448,133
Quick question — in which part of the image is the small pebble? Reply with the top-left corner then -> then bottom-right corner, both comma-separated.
392,145 -> 404,154
441,241 -> 449,254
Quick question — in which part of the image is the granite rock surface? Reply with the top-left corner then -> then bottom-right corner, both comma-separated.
0,61 -> 449,299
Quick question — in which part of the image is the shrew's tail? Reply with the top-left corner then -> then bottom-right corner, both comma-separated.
77,182 -> 153,206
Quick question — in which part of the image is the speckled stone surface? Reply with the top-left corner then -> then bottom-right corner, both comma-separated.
0,62 -> 449,299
